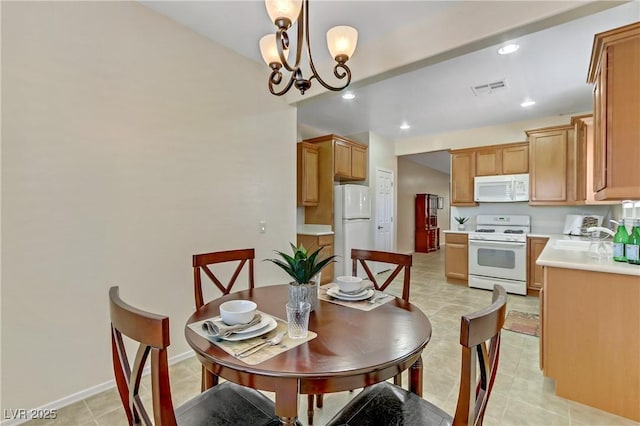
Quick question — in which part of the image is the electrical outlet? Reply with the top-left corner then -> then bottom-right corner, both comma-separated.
259,221 -> 266,234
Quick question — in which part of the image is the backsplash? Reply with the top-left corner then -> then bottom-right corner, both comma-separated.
451,203 -> 613,234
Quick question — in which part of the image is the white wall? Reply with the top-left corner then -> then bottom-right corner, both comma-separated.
397,158 -> 450,254
1,1 -> 296,412
367,133 -> 398,251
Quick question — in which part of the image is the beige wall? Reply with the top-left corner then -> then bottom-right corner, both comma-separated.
397,158 -> 450,254
1,1 -> 297,411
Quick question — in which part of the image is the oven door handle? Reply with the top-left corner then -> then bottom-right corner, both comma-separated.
468,240 -> 526,247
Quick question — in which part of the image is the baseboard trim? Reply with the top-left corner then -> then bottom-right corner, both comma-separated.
1,350 -> 196,426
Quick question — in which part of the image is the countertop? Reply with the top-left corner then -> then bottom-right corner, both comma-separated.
443,230 -> 468,234
536,234 -> 640,276
296,224 -> 334,236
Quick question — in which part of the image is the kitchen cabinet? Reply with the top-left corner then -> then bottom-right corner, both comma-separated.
501,143 -> 529,174
527,124 -> 573,205
526,236 -> 548,295
587,22 -> 640,201
307,134 -> 368,181
444,232 -> 468,283
302,134 -> 368,226
449,150 -> 477,206
475,142 -> 528,176
296,234 -> 334,285
297,142 -> 319,206
415,193 -> 440,253
541,266 -> 639,421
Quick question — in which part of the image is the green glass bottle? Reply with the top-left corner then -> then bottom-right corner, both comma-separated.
625,220 -> 640,265
612,220 -> 629,262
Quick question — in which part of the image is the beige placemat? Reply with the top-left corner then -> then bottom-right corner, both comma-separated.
188,315 -> 316,365
319,284 -> 394,311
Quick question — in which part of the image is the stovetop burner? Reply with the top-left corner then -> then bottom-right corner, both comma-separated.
476,229 -> 496,233
504,229 -> 524,234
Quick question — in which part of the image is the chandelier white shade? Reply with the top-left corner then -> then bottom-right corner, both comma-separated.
265,0 -> 302,26
326,26 -> 358,60
259,0 -> 358,96
259,34 -> 289,66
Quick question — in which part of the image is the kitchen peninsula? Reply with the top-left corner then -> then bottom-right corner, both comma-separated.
537,237 -> 639,422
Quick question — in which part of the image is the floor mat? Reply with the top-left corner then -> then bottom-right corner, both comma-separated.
503,310 -> 539,337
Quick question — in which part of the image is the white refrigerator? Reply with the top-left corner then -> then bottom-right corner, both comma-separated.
334,185 -> 371,278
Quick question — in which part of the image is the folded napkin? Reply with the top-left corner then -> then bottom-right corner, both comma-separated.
202,313 -> 262,338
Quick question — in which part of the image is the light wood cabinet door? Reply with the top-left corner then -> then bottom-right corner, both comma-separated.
588,23 -> 640,201
297,142 -> 319,206
445,233 -> 468,282
528,126 -> 571,204
334,140 -> 352,178
351,146 -> 367,180
475,148 -> 502,176
593,68 -> 607,193
502,144 -> 529,174
450,151 -> 477,206
527,237 -> 548,294
296,234 -> 334,285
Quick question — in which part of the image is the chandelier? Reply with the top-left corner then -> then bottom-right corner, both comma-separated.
259,0 -> 358,96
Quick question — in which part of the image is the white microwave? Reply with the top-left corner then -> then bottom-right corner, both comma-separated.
474,174 -> 529,202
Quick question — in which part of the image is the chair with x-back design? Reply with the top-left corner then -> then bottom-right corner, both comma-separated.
351,248 -> 412,302
193,248 -> 255,390
108,286 -> 280,426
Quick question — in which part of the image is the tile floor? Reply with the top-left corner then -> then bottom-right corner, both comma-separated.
27,251 -> 638,426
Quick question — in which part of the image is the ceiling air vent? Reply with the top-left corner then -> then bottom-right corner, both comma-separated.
471,79 -> 508,96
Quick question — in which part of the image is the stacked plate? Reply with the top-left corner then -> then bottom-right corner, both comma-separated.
327,286 -> 375,301
209,313 -> 277,341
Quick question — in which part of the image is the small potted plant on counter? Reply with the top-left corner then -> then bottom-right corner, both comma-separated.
455,216 -> 469,231
265,243 -> 336,311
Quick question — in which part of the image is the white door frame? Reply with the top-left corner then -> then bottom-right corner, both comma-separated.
373,167 -> 395,274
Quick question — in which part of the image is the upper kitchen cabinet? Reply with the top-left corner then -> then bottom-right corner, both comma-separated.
527,124 -> 574,205
450,149 -> 477,206
302,134 -> 368,226
587,22 -> 640,201
297,142 -> 319,206
305,135 -> 368,182
475,142 -> 529,176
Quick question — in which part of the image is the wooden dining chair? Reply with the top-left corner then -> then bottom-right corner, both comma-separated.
108,286 -> 280,426
325,285 -> 508,426
193,248 -> 255,309
351,248 -> 413,302
307,249 -> 413,424
193,248 -> 255,391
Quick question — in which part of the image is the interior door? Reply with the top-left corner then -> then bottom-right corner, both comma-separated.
374,168 -> 394,273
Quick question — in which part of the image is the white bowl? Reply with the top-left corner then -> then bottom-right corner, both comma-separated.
335,276 -> 364,293
219,300 -> 257,325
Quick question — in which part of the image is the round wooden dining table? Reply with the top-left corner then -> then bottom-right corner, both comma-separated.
184,284 -> 432,425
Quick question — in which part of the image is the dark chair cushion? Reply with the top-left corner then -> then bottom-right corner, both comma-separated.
326,382 -> 453,426
175,381 -> 281,426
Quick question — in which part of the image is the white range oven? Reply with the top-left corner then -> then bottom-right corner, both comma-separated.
468,214 -> 530,295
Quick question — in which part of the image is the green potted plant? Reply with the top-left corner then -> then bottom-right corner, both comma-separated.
265,243 -> 336,311
455,216 -> 469,231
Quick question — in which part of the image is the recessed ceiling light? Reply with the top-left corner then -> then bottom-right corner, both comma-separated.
498,44 -> 519,55
342,92 -> 355,100
520,100 -> 536,108
400,123 -> 411,130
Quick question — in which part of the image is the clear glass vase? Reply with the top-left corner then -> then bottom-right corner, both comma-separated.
288,282 -> 318,312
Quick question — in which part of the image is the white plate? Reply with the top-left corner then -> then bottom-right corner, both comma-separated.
327,287 -> 375,301
210,312 -> 272,335
220,315 -> 277,341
